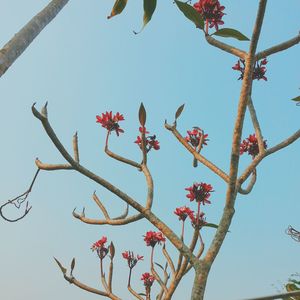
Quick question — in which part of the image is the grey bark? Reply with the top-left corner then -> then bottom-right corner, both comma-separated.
0,0 -> 69,77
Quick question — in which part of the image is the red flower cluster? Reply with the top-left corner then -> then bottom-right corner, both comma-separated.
185,127 -> 208,149
141,272 -> 155,287
232,58 -> 268,81
174,206 -> 194,221
135,127 -> 160,151
122,251 -> 143,269
143,231 -> 165,247
185,182 -> 214,205
193,0 -> 225,31
189,211 -> 207,228
240,134 -> 267,158
91,236 -> 109,259
96,111 -> 125,136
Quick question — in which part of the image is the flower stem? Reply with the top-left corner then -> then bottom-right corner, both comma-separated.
181,221 -> 185,242
197,201 -> 201,227
127,268 -> 132,287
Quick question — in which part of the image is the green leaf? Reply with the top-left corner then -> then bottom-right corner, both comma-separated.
107,0 -> 128,19
203,223 -> 219,229
212,28 -> 250,41
292,96 -> 300,102
175,104 -> 185,120
174,1 -> 204,30
139,103 -> 146,127
54,257 -> 67,275
143,0 -> 157,28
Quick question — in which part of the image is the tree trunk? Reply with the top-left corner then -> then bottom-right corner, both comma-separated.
0,0 -> 69,77
190,264 -> 210,300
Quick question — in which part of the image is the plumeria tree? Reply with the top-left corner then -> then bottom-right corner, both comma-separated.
1,1 -> 300,300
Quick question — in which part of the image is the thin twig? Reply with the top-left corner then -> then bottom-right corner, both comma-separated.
238,169 -> 257,195
63,274 -> 121,300
247,95 -> 265,153
0,168 -> 40,222
105,134 -> 141,169
162,245 -> 175,275
35,158 -> 73,170
127,285 -> 144,300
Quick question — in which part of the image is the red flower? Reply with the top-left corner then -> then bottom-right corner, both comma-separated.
141,272 -> 155,287
174,206 -> 194,221
189,211 -> 207,228
185,182 -> 214,205
96,111 -> 124,136
91,236 -> 109,259
193,0 -> 225,31
240,134 -> 267,158
135,127 -> 160,152
232,58 -> 268,81
185,127 -> 209,149
122,251 -> 144,269
143,231 -> 165,247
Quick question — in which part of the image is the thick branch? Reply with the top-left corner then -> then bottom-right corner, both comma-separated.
195,4 -> 268,299
256,32 -> 300,60
205,35 -> 247,59
0,0 -> 69,77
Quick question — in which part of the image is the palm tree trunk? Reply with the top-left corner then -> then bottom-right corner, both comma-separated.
0,0 -> 69,77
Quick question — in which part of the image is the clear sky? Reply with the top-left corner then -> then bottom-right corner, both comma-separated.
0,1 -> 299,300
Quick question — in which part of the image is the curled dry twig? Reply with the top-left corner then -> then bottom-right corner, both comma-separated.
0,168 -> 40,222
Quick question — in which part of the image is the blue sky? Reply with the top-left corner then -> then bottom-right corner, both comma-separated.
0,1 -> 299,299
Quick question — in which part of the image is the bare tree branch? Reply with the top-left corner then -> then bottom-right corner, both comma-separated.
105,133 -> 141,169
247,95 -> 265,154
195,2 -> 268,299
32,102 -> 197,265
256,32 -> 300,60
162,245 -> 175,276
0,168 -> 40,222
35,158 -> 73,170
0,0 -> 69,77
63,274 -> 121,300
127,285 -> 144,300
205,35 -> 247,59
239,129 -> 300,184
165,122 -> 229,183
238,169 -> 257,195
